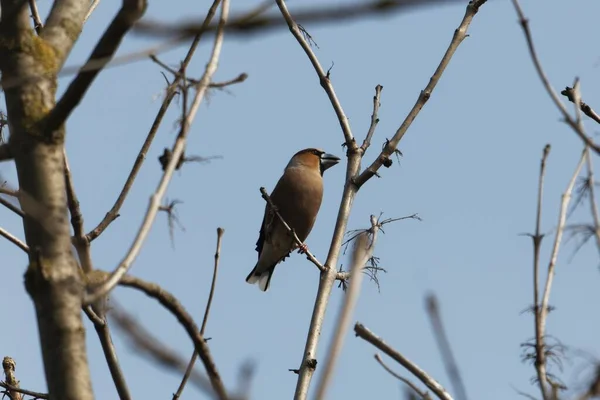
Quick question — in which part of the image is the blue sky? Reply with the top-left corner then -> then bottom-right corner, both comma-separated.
2,0 -> 600,399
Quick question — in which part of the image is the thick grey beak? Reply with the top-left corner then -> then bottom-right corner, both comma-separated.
320,153 -> 341,172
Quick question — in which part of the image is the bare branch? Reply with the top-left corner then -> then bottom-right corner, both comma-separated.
116,274 -> 229,399
0,226 -> 29,253
86,0 -> 224,242
174,227 -> 225,400
530,144 -> 551,399
44,0 -> 148,136
275,0 -> 356,148
0,196 -> 25,218
425,294 -> 468,400
584,149 -> 600,256
109,305 -> 219,399
361,85 -> 383,152
84,0 -> 230,305
84,0 -> 102,22
561,86 -> 600,125
354,0 -> 487,188
374,353 -> 431,400
27,0 -> 43,34
537,148 -> 586,398
511,0 -> 600,154
314,216 -> 378,400
64,150 -> 94,274
355,323 -> 453,400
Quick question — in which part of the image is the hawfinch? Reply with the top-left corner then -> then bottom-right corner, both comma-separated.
246,148 -> 341,291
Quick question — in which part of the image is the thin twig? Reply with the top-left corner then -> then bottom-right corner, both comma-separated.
0,382 -> 48,400
0,226 -> 29,253
314,216 -> 378,400
173,228 -> 225,400
354,0 -> 488,188
374,353 -> 430,400
0,196 -> 25,218
425,294 -> 468,400
361,85 -> 383,152
275,0 -> 356,148
355,323 -> 453,400
584,149 -> 600,256
84,0 -> 102,22
64,149 -> 94,273
116,274 -> 229,399
86,0 -> 224,242
511,0 -> 600,154
531,144 -> 551,399
44,0 -> 148,136
27,0 -> 43,34
109,305 -> 219,399
84,0 -> 229,304
92,319 -> 132,400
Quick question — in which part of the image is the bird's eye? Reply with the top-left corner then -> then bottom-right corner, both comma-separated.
312,150 -> 321,156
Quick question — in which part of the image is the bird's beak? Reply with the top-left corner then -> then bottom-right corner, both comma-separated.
320,153 -> 341,171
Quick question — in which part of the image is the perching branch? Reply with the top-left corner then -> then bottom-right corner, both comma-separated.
0,226 -> 29,253
84,0 -> 230,304
173,228 -> 225,400
355,323 -> 453,400
314,216 -> 379,400
354,0 -> 488,188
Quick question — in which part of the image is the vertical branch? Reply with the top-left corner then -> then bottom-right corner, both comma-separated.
532,145 -> 551,400
537,149 -> 586,398
425,294 -> 468,400
2,357 -> 23,400
584,150 -> 600,256
314,217 -> 378,400
173,228 -> 225,400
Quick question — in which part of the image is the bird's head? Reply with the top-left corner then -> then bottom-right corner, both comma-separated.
286,148 -> 340,176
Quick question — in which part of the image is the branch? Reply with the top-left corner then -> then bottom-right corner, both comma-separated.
0,226 -> 29,253
584,149 -> 600,257
259,187 -> 326,273
109,305 -> 220,399
0,196 -> 25,218
536,148 -> 586,397
44,0 -> 147,136
374,353 -> 431,400
561,86 -> 600,125
425,294 -> 468,400
354,323 -> 453,400
27,0 -> 43,34
510,0 -> 600,154
135,0 -> 476,40
86,0 -> 224,242
354,0 -> 487,188
360,85 -> 383,152
530,144 -> 551,400
275,0 -> 356,148
83,0 -> 229,303
116,274 -> 229,399
173,227 -> 224,400
314,216 -> 378,399
64,150 -> 94,273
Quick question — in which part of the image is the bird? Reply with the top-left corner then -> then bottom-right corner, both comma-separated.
245,148 -> 340,292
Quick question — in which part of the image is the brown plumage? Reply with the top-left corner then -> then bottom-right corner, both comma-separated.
246,148 -> 340,291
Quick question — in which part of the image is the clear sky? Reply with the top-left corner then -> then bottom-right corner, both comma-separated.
2,0 -> 600,399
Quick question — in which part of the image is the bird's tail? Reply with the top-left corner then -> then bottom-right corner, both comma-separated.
245,263 -> 275,292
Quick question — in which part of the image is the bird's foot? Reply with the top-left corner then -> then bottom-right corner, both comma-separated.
297,243 -> 309,254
